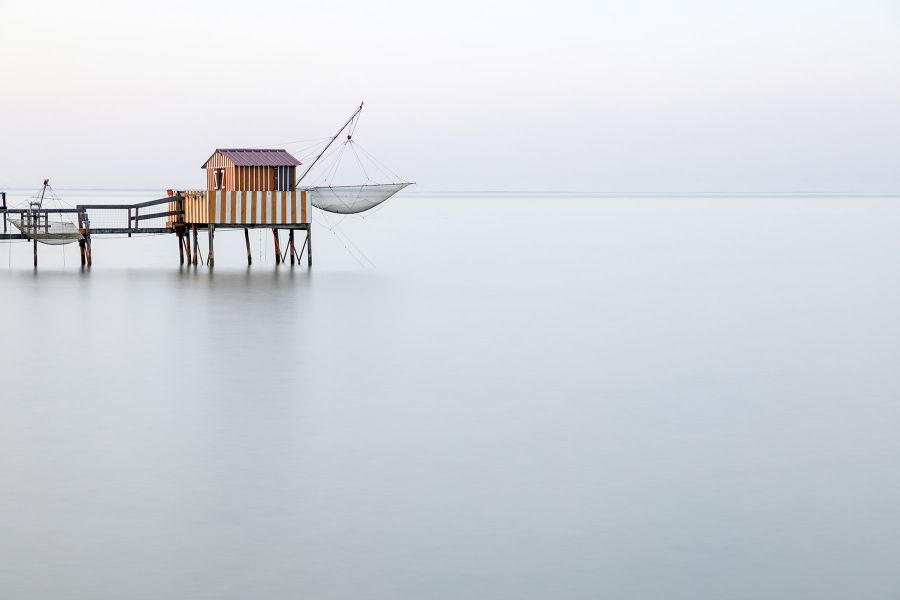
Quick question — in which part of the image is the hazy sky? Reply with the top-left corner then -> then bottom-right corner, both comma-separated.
1,0 -> 898,191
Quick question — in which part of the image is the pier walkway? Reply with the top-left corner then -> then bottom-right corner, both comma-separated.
0,193 -> 311,267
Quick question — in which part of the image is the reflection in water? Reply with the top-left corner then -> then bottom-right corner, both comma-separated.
2,193 -> 900,599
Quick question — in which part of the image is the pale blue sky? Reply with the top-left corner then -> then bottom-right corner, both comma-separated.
0,0 -> 898,191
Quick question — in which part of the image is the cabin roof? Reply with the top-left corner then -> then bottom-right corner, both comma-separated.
202,148 -> 302,168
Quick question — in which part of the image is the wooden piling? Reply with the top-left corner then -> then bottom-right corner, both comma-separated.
208,225 -> 215,268
191,226 -> 198,265
85,231 -> 92,266
244,228 -> 252,265
288,230 -> 295,265
307,225 -> 312,267
33,239 -> 37,267
177,232 -> 185,264
77,212 -> 86,266
296,232 -> 307,263
273,229 -> 281,264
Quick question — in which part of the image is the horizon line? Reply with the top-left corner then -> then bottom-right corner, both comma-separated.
1,187 -> 899,196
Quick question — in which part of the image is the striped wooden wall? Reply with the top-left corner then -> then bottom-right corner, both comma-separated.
167,198 -> 181,228
204,152 -> 295,192
183,190 -> 309,225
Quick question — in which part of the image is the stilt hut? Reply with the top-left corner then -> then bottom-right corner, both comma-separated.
184,149 -> 307,225
180,148 -> 311,266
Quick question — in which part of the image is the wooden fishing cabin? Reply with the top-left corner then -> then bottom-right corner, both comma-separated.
180,148 -> 312,267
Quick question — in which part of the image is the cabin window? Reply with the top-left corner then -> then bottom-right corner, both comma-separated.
214,168 -> 224,190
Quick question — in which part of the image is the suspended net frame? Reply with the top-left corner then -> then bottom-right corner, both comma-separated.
294,105 -> 413,215
8,218 -> 82,245
305,182 -> 412,215
7,181 -> 83,245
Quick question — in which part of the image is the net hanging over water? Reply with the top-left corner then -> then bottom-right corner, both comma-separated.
291,103 -> 412,215
305,183 -> 411,215
8,218 -> 82,245
6,180 -> 83,245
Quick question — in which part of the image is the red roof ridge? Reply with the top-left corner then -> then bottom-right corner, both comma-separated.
202,148 -> 302,168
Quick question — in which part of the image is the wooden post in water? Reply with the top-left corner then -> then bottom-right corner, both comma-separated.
191,226 -> 198,265
272,229 -> 281,264
244,228 -> 252,265
33,239 -> 37,267
177,232 -> 185,265
185,228 -> 191,264
84,229 -> 92,266
307,225 -> 312,267
208,225 -> 215,268
77,212 -> 86,266
288,230 -> 295,265
295,231 -> 307,263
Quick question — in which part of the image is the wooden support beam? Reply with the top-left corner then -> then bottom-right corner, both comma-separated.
288,230 -> 295,265
208,224 -> 215,268
83,228 -> 173,235
307,225 -> 312,267
33,239 -> 37,267
296,232 -> 308,263
192,226 -> 199,265
272,229 -> 281,264
244,228 -> 252,266
85,231 -> 92,266
177,232 -> 184,264
77,212 -> 86,266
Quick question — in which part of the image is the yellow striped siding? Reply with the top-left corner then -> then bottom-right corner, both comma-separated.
182,189 -> 305,225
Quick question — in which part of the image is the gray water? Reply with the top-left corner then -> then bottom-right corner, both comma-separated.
1,192 -> 900,599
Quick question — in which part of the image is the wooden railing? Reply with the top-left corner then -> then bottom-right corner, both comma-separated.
0,195 -> 184,240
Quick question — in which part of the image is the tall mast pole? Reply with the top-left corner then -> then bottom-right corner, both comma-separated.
37,178 -> 49,210
296,102 -> 364,185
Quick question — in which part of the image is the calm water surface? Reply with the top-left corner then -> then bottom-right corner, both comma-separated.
1,192 -> 899,599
